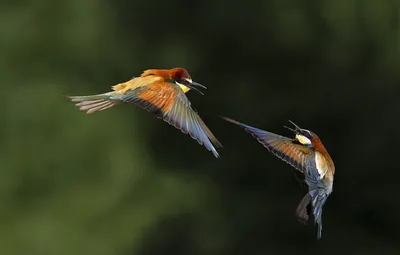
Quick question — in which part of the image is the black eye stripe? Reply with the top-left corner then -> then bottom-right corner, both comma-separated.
300,129 -> 312,139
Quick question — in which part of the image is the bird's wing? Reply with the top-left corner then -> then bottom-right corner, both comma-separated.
121,82 -> 222,158
223,117 -> 313,173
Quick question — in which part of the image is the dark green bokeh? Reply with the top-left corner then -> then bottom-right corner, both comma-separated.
1,0 -> 399,254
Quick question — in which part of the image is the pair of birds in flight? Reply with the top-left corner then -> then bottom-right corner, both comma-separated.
66,67 -> 335,240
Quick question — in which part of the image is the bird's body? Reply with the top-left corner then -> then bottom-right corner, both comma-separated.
223,117 -> 335,239
66,68 -> 221,157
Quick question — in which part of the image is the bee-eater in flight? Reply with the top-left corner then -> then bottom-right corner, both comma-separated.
223,117 -> 335,239
66,68 -> 222,157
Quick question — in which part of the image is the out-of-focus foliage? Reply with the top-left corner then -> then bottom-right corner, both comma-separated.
0,0 -> 399,254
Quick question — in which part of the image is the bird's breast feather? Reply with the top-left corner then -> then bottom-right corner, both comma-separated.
314,151 -> 329,179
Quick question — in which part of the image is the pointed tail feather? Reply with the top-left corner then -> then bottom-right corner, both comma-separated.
309,189 -> 328,240
297,189 -> 328,240
65,93 -> 120,114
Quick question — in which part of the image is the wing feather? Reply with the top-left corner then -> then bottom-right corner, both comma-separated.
121,82 -> 221,157
223,117 -> 312,172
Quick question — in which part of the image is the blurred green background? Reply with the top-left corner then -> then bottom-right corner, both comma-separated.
1,0 -> 399,254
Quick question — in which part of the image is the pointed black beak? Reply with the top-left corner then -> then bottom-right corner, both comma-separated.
190,81 -> 207,89
182,79 -> 207,95
283,120 -> 303,133
288,120 -> 303,130
283,125 -> 295,133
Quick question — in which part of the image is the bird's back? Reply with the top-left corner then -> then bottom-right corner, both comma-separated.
111,76 -> 164,94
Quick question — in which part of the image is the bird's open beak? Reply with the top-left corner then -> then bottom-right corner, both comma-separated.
190,81 -> 207,89
182,79 -> 207,95
284,120 -> 303,134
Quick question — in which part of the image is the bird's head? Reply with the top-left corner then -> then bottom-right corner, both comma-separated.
284,120 -> 321,149
141,68 -> 206,94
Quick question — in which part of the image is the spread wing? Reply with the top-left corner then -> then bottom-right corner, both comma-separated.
121,82 -> 222,158
223,117 -> 313,173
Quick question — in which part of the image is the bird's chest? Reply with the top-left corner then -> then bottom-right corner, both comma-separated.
305,151 -> 329,180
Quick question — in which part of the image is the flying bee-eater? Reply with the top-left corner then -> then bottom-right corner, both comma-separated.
66,67 -> 222,157
223,117 -> 335,239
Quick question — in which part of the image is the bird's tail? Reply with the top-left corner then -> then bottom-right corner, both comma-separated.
296,189 -> 328,240
295,193 -> 311,224
65,92 -> 120,114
